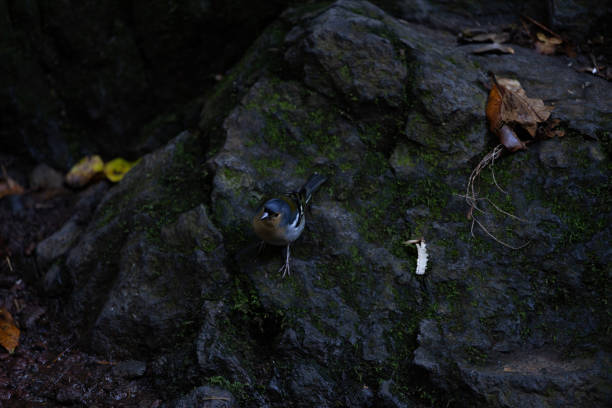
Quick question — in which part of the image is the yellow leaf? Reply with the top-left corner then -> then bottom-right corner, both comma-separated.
65,155 -> 105,188
0,308 -> 20,354
103,158 -> 140,182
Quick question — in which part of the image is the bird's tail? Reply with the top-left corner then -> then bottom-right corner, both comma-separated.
300,173 -> 327,205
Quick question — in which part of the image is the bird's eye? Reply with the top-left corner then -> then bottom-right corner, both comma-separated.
273,213 -> 279,218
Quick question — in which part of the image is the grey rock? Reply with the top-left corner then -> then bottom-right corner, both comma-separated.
63,133 -> 228,358
37,181 -> 109,272
549,0 -> 609,41
196,301 -> 251,383
377,380 -> 411,408
538,139 -> 572,168
289,363 -> 335,407
29,163 -> 64,190
286,0 -> 408,107
43,263 -> 68,294
37,220 -> 82,270
390,144 -> 423,179
168,386 -> 236,408
55,1 -> 611,407
413,319 -> 444,376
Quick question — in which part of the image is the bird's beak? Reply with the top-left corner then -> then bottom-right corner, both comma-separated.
260,211 -> 270,220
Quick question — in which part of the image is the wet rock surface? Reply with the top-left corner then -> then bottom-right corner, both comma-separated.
168,385 -> 236,408
2,0 -> 611,406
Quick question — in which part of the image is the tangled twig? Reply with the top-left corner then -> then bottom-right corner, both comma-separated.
463,144 -> 530,249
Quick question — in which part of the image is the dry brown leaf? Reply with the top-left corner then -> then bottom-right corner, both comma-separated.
536,32 -> 562,44
0,167 -> 25,199
486,81 -> 503,131
472,43 -> 515,55
458,28 -> 486,41
540,119 -> 565,138
460,31 -> 510,44
562,42 -> 576,58
486,74 -> 555,151
65,155 -> 104,188
486,81 -> 526,152
496,77 -> 554,137
535,42 -> 555,55
535,32 -> 563,55
0,308 -> 20,353
475,32 -> 510,43
95,360 -> 117,365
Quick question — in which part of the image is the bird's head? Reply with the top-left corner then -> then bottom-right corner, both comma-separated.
253,198 -> 287,230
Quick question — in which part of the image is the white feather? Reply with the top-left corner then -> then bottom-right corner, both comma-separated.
415,241 -> 428,275
288,211 -> 300,228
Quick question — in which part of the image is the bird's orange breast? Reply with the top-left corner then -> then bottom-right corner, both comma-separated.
253,209 -> 287,245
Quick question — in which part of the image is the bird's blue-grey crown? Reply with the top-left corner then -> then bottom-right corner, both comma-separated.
260,198 -> 290,218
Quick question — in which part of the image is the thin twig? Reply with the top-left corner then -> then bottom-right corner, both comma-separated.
472,216 -> 531,250
519,18 -> 536,42
465,144 -> 504,217
520,15 -> 562,39
456,195 -> 529,223
589,53 -> 600,74
479,197 -> 529,223
490,147 -> 507,194
464,144 -> 531,249
5,256 -> 13,272
47,343 -> 74,368
95,360 -> 116,365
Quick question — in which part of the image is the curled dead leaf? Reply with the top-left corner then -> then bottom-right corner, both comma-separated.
486,80 -> 503,132
472,43 -> 515,55
496,77 -> 554,137
535,32 -> 563,55
486,74 -> 554,152
103,158 -> 140,183
459,30 -> 510,44
540,119 -> 565,138
0,308 -> 20,353
499,125 -> 526,152
66,155 -> 104,188
486,81 -> 524,151
536,32 -> 562,44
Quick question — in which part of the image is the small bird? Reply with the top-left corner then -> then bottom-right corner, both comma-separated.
253,173 -> 327,276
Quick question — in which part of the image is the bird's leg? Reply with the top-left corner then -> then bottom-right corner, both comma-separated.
257,241 -> 266,254
279,244 -> 291,277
